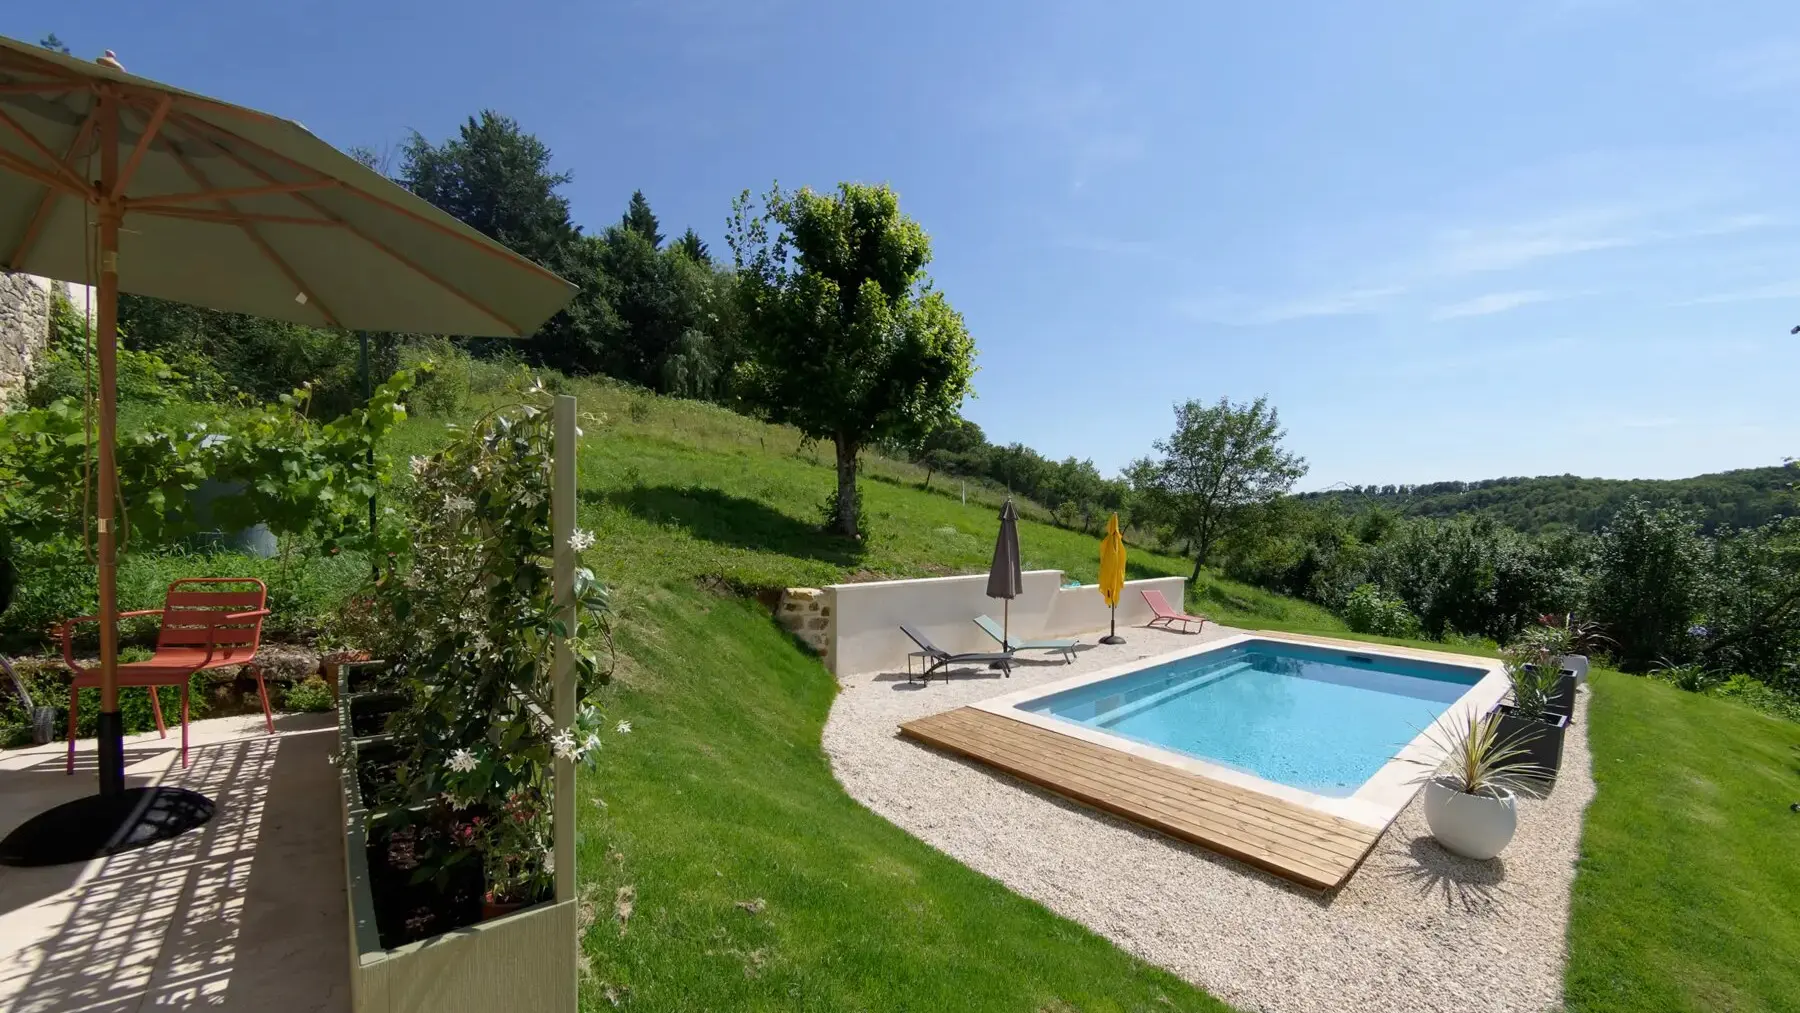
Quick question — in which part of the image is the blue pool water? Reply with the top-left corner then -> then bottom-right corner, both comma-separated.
1020,641 -> 1484,797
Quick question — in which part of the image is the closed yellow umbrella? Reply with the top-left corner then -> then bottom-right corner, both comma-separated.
1099,512 -> 1126,644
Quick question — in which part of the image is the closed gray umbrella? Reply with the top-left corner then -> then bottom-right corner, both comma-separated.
986,498 -> 1023,647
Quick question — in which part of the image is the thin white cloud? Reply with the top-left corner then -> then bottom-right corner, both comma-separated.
1431,290 -> 1554,320
1672,279 -> 1800,306
1175,286 -> 1404,326
976,77 -> 1148,191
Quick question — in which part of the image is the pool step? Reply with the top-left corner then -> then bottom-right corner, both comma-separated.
1090,661 -> 1255,729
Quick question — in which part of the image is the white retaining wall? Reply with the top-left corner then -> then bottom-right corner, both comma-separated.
825,570 -> 1187,675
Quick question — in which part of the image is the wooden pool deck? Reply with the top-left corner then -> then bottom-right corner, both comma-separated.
898,707 -> 1384,890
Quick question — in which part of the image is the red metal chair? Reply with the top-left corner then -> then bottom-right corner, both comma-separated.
62,578 -> 272,772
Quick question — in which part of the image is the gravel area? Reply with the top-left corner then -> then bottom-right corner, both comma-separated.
822,626 -> 1596,1013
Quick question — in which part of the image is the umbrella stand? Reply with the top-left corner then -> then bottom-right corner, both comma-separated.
1101,605 -> 1125,645
0,92 -> 213,868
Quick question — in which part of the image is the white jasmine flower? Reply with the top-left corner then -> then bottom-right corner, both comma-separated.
442,792 -> 473,811
446,494 -> 474,513
615,720 -> 632,735
567,529 -> 596,552
470,632 -> 492,654
447,749 -> 478,773
551,729 -> 579,761
582,732 -> 602,755
410,455 -> 430,476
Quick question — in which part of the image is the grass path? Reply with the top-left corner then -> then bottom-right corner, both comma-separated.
1565,671 -> 1800,1013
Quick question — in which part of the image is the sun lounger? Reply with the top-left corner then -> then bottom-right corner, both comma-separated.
1141,589 -> 1208,634
973,615 -> 1076,664
899,624 -> 1014,684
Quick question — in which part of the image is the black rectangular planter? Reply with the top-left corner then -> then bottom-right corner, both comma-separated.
1496,705 -> 1568,781
1522,665 -> 1581,724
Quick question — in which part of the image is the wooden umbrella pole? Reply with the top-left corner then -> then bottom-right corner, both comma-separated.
94,90 -> 124,795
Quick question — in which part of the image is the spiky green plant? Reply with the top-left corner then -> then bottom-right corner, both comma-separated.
1414,709 -> 1543,796
1502,639 -> 1566,720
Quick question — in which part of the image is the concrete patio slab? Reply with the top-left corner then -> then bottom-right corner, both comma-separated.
1,712 -> 349,1013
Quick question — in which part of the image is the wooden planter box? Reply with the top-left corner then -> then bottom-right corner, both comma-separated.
336,663 -> 577,1013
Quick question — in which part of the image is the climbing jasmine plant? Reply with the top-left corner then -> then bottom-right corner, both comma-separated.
364,380 -> 615,906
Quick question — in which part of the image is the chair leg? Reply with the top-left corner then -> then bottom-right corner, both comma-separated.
66,686 -> 79,775
180,683 -> 190,769
254,667 -> 274,734
150,686 -> 167,738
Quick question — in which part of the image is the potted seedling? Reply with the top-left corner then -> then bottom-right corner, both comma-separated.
1416,709 -> 1543,860
1496,637 -> 1571,781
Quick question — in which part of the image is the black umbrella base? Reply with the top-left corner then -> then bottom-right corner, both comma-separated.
0,787 -> 214,867
1099,635 -> 1126,645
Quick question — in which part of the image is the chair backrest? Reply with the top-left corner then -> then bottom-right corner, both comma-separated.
972,615 -> 1011,648
157,578 -> 268,655
899,624 -> 944,657
1141,589 -> 1175,616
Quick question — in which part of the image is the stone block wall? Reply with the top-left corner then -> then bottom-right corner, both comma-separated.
776,587 -> 832,659
0,271 -> 53,412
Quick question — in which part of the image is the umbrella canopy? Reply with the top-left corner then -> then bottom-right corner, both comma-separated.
986,498 -> 1022,643
0,36 -> 575,862
1099,513 -> 1125,608
0,38 -> 574,333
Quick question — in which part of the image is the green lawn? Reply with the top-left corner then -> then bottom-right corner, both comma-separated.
1565,670 -> 1800,1013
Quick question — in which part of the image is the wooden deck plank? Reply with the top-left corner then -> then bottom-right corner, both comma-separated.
899,707 -> 1384,890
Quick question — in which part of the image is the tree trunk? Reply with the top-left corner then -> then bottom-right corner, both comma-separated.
833,436 -> 861,538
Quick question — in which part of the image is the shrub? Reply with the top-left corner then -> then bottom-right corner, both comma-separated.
1342,582 -> 1420,638
1711,673 -> 1800,722
355,384 -> 615,906
282,676 -> 336,713
1652,661 -> 1722,694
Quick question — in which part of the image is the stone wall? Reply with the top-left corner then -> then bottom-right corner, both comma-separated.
0,271 -> 54,412
776,588 -> 832,662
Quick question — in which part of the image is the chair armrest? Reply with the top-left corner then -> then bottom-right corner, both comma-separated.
59,610 -> 165,671
223,609 -> 271,621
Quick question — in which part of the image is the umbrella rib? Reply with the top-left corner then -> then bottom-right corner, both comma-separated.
127,205 -> 342,227
112,96 -> 170,200
128,180 -> 339,208
161,141 -> 342,329
0,106 -> 88,191
6,106 -> 98,271
170,114 -> 530,335
0,82 -> 77,95
169,108 -> 569,289
0,147 -> 86,198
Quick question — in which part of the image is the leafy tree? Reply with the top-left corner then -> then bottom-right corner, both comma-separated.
621,190 -> 663,247
399,112 -> 576,269
1143,396 -> 1308,580
1590,499 -> 1710,671
397,113 -> 610,369
672,227 -> 711,265
728,183 -> 975,537
594,224 -> 694,385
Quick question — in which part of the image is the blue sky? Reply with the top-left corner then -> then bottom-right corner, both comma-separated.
12,2 -> 1800,489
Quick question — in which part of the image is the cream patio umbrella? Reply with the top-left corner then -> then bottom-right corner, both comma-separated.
0,37 -> 574,866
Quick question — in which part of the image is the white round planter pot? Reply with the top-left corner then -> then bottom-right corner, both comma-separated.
1423,778 -> 1518,860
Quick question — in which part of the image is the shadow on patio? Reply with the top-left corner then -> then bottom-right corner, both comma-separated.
0,712 -> 348,1012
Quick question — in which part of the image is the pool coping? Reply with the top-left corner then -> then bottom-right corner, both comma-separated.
969,631 -> 1511,830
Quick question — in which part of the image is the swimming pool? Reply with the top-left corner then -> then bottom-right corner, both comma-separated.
994,637 -> 1500,816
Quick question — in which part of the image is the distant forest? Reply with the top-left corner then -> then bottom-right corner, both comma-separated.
1295,465 -> 1796,535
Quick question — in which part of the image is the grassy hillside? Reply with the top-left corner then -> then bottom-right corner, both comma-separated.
391,378 -> 1350,634
1566,671 -> 1800,1013
1297,465 -> 1795,535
